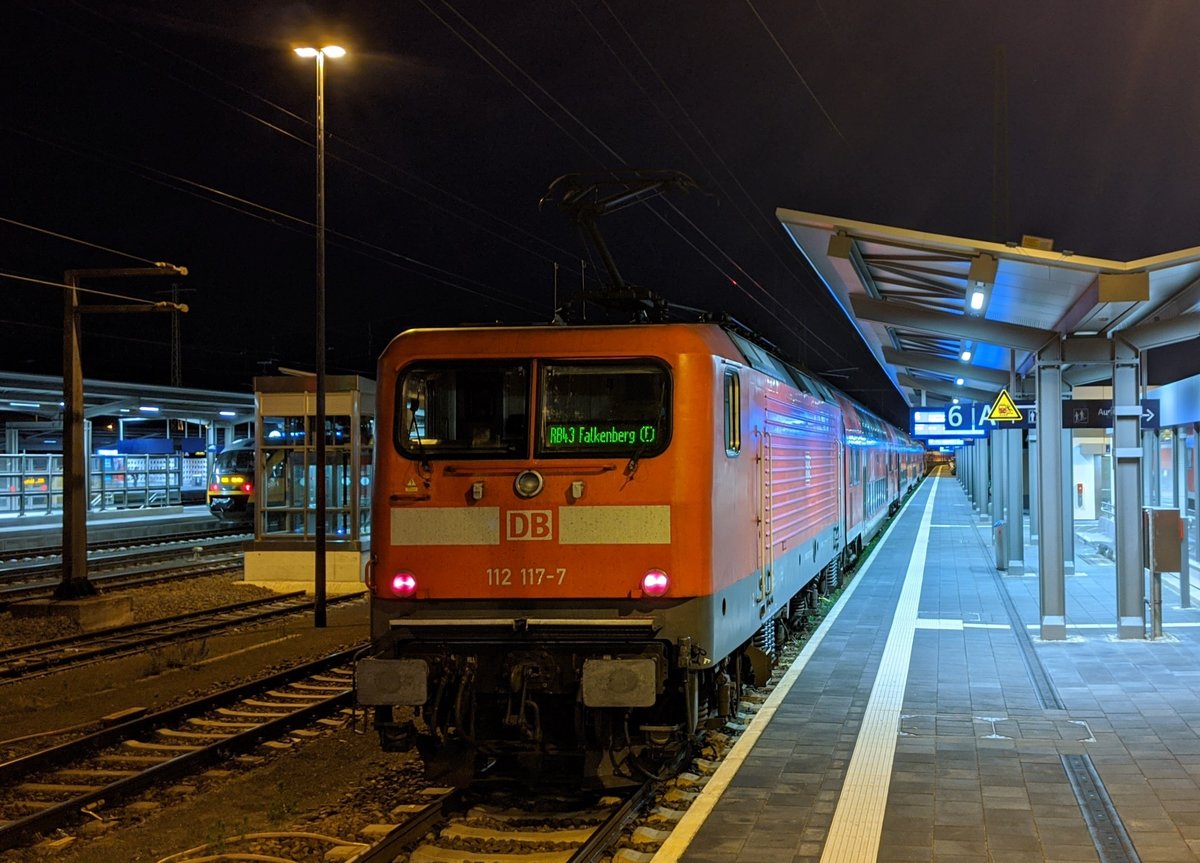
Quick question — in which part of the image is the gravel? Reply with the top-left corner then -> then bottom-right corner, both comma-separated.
0,572 -> 385,862
0,574 -> 280,649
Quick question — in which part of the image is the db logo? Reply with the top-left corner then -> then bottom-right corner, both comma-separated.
507,510 -> 553,541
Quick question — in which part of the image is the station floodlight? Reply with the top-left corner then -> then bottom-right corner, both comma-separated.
965,254 -> 997,317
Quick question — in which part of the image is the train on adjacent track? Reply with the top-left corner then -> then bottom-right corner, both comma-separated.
355,320 -> 923,785
207,438 -> 256,521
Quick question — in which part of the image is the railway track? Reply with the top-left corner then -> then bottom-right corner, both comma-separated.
245,780 -> 659,863
0,591 -> 363,683
394,782 -> 657,863
0,539 -> 249,607
0,646 -> 365,851
0,526 -> 249,566
0,533 -> 249,582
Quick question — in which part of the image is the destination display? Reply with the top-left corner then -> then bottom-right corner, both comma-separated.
545,423 -> 659,448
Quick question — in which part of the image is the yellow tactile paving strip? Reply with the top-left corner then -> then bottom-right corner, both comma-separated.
819,479 -> 937,863
649,480 -> 936,863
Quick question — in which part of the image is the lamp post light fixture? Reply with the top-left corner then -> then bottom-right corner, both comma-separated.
295,44 -> 345,628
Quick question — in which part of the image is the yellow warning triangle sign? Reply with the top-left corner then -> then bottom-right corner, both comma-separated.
988,388 -> 1023,422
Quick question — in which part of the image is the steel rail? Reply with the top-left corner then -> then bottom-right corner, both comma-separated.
0,591 -> 364,682
0,645 -> 367,850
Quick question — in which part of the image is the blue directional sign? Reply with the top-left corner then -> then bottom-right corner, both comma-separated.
913,399 -> 1160,441
944,401 -> 1038,433
911,407 -> 985,442
910,402 -> 1028,443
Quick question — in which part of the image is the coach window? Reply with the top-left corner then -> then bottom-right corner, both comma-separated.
724,369 -> 741,455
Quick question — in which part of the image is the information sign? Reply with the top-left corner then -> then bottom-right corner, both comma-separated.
910,397 -> 1045,445
910,407 -> 984,441
945,401 -> 1037,433
1062,399 -> 1160,430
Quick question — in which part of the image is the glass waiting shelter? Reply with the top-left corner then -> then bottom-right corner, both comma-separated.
243,375 -> 374,594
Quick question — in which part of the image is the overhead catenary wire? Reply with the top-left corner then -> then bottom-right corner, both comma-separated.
586,1 -> 852,328
0,267 -> 176,306
6,126 -> 540,317
743,0 -> 848,143
62,0 -> 592,274
427,0 -> 851,368
43,1 -> 311,146
11,3 -> 889,399
28,1 -> 843,356
575,1 -> 852,366
9,4 -> 556,316
0,215 -> 161,268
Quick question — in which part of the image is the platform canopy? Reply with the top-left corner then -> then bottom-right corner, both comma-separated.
0,370 -> 254,424
777,209 -> 1200,406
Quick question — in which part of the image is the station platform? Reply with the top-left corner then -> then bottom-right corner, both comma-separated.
654,471 -> 1200,863
0,504 -> 224,554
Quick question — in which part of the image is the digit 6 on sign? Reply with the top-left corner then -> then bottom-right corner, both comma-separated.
946,404 -> 963,429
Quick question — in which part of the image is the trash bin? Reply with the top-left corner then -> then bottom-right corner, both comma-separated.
993,520 -> 1006,571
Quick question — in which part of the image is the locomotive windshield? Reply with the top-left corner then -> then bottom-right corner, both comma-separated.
214,447 -> 254,473
397,362 -> 530,458
537,361 -> 670,457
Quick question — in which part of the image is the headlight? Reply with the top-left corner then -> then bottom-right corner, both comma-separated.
641,569 -> 669,597
391,571 -> 418,597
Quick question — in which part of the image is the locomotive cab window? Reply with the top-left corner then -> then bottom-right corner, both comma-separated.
396,362 -> 530,459
538,361 -> 670,457
214,446 -> 254,474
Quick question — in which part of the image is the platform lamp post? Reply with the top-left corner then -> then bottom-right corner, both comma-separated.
295,44 -> 345,628
59,264 -> 188,600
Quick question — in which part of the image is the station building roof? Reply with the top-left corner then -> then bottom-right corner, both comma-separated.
777,209 -> 1200,407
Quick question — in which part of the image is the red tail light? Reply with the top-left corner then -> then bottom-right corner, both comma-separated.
209,483 -> 219,492
242,482 -> 254,493
641,569 -> 669,597
391,571 -> 417,597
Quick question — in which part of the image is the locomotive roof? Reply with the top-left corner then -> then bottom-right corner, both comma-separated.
381,321 -> 915,444
382,321 -> 741,361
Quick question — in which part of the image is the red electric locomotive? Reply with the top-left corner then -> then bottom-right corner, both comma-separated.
355,320 -> 922,784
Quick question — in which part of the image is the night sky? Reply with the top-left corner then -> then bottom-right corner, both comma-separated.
5,1 -> 1199,428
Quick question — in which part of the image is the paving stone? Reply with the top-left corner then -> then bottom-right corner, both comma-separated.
674,481 -> 1200,863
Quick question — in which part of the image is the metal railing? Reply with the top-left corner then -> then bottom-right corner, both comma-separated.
0,454 -> 60,516
0,453 -> 195,516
